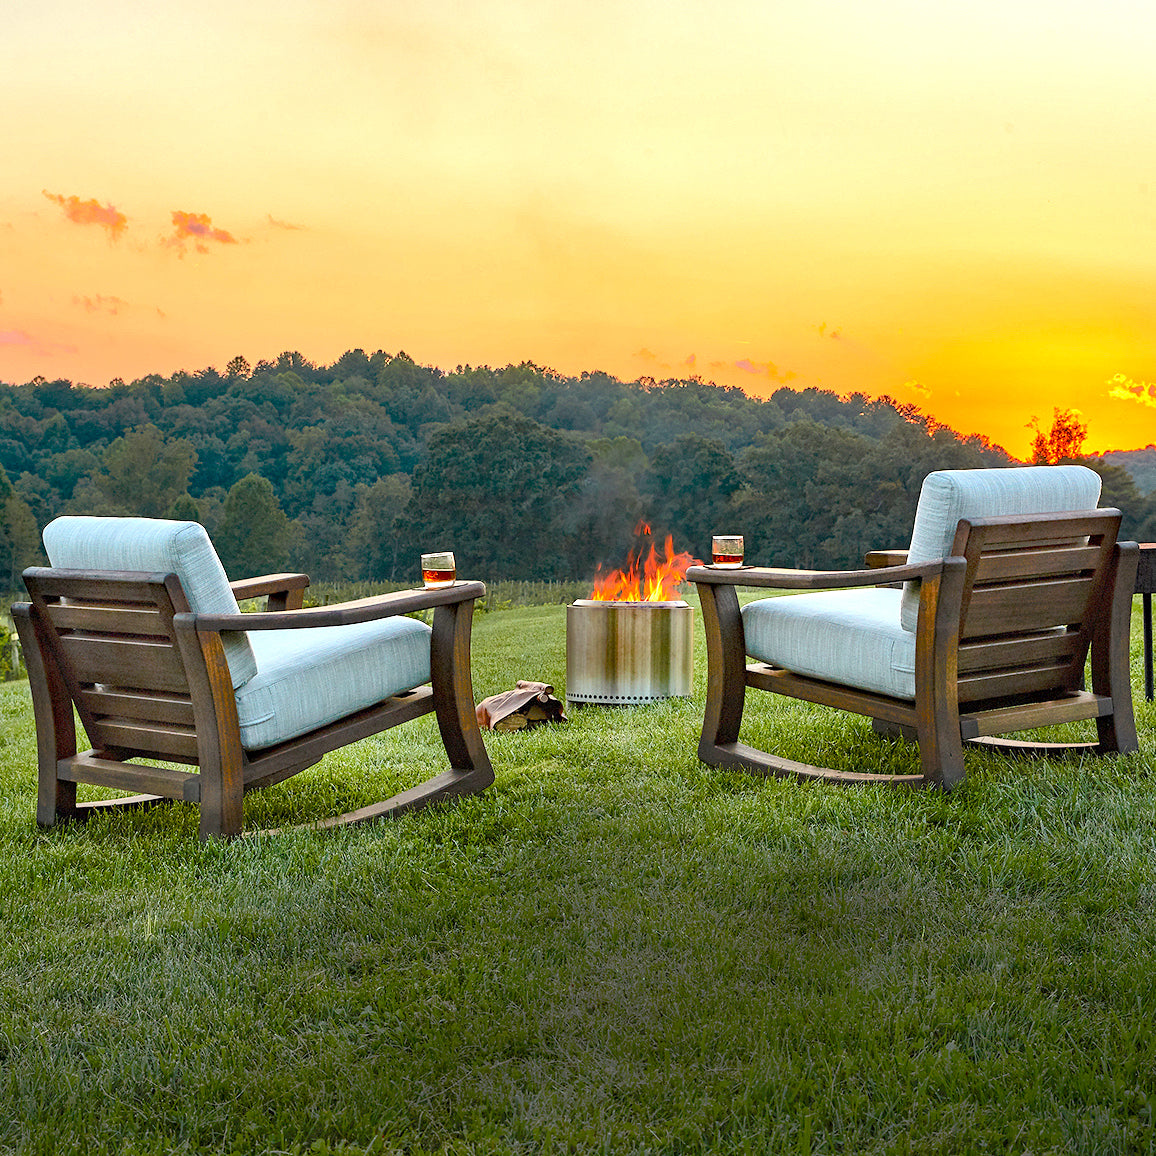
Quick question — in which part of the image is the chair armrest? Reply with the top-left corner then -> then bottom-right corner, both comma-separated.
686,562 -> 942,591
191,580 -> 486,632
230,573 -> 311,601
864,550 -> 909,568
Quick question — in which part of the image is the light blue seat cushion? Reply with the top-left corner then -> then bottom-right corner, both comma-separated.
900,465 -> 1102,631
743,587 -> 916,700
234,616 -> 432,750
43,515 -> 258,688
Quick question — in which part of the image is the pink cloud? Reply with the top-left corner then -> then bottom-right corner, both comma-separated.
42,191 -> 127,239
0,329 -> 77,355
1107,372 -> 1156,409
734,358 -> 797,383
166,209 -> 238,254
72,293 -> 128,315
267,214 -> 305,231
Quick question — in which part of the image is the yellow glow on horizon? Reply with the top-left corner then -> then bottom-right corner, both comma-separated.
3,1 -> 1155,458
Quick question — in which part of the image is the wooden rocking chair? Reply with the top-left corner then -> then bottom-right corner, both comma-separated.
690,466 -> 1139,788
13,516 -> 493,838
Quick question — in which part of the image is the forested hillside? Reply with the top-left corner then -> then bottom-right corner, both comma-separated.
1098,447 -> 1156,498
1,350 -> 1152,589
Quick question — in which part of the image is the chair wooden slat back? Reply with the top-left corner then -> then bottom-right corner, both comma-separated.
953,510 -> 1120,705
21,568 -> 200,762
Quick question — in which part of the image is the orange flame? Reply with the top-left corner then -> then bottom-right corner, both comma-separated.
589,521 -> 701,602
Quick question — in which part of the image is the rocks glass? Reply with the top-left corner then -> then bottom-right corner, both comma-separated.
421,551 -> 456,588
711,535 -> 744,568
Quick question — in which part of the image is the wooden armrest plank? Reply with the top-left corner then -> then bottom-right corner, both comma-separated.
865,550 -> 910,568
194,581 -> 486,632
687,561 -> 942,589
230,573 -> 311,599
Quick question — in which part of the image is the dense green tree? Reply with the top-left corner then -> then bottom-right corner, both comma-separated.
642,434 -> 744,559
214,473 -> 296,579
345,474 -> 413,581
39,448 -> 100,505
398,412 -> 591,580
167,493 -> 202,522
87,424 -> 198,518
0,464 -> 41,590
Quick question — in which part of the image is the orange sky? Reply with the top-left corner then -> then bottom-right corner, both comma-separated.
2,1 -> 1155,457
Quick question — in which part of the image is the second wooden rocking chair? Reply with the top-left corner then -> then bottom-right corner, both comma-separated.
690,465 -> 1139,788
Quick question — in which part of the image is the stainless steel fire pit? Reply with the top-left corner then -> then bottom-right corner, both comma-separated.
565,599 -> 694,705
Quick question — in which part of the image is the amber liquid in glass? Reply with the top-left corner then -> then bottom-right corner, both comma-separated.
712,552 -> 744,568
422,568 -> 456,587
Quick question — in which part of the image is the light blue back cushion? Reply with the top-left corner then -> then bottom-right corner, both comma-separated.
899,465 -> 1102,632
42,516 -> 258,688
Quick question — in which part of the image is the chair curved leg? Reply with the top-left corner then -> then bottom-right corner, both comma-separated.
13,603 -> 80,827
1090,542 -> 1139,755
429,598 -> 493,791
709,742 -> 927,785
256,598 -> 495,835
965,736 -> 1100,757
915,708 -> 965,788
696,582 -> 747,766
15,604 -> 178,828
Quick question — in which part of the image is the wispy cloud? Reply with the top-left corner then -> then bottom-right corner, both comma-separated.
0,329 -> 77,355
267,213 -> 305,231
1107,372 -> 1156,408
633,348 -> 703,376
817,322 -> 842,339
904,378 -> 932,399
734,358 -> 797,383
72,293 -> 128,315
166,210 -> 238,254
42,191 -> 128,239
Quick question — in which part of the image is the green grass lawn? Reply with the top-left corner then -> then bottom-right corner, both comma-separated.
1,598 -> 1155,1155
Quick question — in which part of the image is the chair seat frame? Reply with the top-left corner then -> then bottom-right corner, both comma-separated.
14,569 -> 494,838
690,510 -> 1139,789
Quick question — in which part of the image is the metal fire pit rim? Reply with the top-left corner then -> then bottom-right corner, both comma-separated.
571,598 -> 690,608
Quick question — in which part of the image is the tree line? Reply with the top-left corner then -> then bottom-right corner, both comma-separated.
1,351 -> 1153,590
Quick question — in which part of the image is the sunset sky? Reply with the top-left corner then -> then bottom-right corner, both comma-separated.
2,0 -> 1155,456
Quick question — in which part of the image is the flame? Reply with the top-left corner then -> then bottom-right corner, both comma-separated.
589,521 -> 701,602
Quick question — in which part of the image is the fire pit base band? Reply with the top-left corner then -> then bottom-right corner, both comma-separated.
566,600 -> 694,705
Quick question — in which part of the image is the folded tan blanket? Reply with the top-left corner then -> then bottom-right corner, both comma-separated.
476,681 -> 567,731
